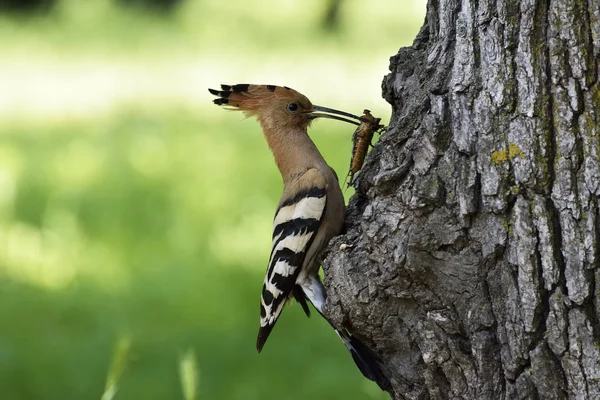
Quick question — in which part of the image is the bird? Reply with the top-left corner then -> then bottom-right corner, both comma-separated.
209,84 -> 390,390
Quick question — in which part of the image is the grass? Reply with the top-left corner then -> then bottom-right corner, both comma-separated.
0,109 -> 388,399
0,0 -> 425,398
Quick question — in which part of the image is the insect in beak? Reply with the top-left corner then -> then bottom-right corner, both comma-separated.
307,105 -> 362,126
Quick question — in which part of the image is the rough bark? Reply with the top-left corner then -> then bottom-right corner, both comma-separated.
323,0 -> 600,398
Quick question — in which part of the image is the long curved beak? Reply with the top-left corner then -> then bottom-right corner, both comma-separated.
307,105 -> 362,126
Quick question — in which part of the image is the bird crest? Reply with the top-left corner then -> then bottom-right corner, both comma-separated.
209,84 -> 309,113
209,84 -> 363,128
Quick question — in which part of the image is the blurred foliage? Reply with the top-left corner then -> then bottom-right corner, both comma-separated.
0,0 -> 55,13
178,348 -> 199,400
0,0 -> 183,14
322,0 -> 343,31
0,0 -> 425,399
116,0 -> 184,12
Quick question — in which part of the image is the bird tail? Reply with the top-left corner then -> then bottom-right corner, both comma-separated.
333,327 -> 391,391
299,275 -> 391,391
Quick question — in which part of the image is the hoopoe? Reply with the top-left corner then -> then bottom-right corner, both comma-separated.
209,84 -> 390,390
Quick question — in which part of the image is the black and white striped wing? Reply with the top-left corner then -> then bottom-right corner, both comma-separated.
256,179 -> 327,352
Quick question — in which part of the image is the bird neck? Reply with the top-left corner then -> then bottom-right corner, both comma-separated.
262,125 -> 327,184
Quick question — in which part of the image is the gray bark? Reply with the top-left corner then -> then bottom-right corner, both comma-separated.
323,0 -> 600,398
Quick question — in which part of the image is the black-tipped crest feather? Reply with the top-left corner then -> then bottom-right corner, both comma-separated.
232,84 -> 250,93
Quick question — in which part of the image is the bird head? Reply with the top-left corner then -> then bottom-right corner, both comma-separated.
209,84 -> 361,131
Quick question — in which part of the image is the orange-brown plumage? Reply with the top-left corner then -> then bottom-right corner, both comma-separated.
209,84 -> 314,131
209,84 -> 361,181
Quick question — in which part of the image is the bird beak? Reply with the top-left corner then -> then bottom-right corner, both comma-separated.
307,105 -> 362,126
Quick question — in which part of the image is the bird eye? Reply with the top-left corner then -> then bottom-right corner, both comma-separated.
287,103 -> 299,112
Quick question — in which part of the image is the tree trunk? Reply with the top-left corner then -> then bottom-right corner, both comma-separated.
323,0 -> 600,398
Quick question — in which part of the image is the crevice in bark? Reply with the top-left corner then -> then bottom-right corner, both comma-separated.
541,0 -> 567,300
590,200 -> 600,339
532,218 -> 550,332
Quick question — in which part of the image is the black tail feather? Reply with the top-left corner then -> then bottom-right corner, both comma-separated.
297,279 -> 390,391
344,332 -> 391,391
256,323 -> 275,353
293,285 -> 311,317
325,319 -> 390,391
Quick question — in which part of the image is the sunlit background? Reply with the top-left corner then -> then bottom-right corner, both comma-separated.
0,0 -> 425,398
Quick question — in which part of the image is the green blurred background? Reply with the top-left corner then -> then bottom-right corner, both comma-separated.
0,0 -> 424,398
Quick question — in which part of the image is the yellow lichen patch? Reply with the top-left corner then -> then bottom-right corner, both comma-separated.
491,142 -> 525,164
